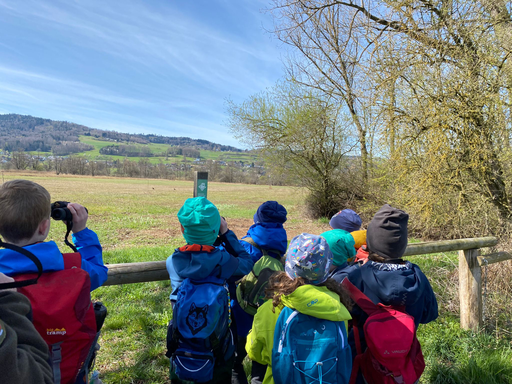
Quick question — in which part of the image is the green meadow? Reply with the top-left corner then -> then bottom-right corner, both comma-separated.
3,172 -> 511,383
74,135 -> 259,164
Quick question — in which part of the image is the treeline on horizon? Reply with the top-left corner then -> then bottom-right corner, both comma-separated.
4,152 -> 273,186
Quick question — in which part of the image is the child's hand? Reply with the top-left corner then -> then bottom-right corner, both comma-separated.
67,203 -> 88,233
219,217 -> 228,236
0,272 -> 15,291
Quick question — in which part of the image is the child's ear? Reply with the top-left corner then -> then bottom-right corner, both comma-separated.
38,218 -> 51,236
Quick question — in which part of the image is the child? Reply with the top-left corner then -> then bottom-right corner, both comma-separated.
320,229 -> 356,277
0,179 -> 107,384
333,204 -> 438,383
246,233 -> 353,384
232,201 -> 288,384
329,209 -> 367,260
329,209 -> 362,232
0,273 -> 53,384
166,197 -> 253,384
0,179 -> 107,291
240,201 -> 288,264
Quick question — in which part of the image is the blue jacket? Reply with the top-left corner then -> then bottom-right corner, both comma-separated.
240,223 -> 287,264
0,228 -> 107,291
233,223 -> 288,338
167,229 -> 253,302
330,260 -> 438,363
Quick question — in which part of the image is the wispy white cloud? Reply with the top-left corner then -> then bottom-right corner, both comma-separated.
0,0 -> 284,146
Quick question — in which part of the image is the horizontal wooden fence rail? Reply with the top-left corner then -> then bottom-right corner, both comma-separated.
104,261 -> 168,286
103,236 -> 510,331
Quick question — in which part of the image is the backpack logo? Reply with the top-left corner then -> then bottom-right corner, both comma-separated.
186,303 -> 209,335
47,328 -> 67,336
306,299 -> 318,307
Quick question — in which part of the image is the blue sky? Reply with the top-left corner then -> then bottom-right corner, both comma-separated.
0,0 -> 284,147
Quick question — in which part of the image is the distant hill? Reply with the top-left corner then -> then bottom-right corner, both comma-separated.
0,114 -> 242,155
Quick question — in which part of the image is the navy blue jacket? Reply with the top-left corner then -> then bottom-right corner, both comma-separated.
330,260 -> 438,362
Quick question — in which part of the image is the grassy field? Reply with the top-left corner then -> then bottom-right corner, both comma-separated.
2,172 -> 511,383
76,135 -> 259,164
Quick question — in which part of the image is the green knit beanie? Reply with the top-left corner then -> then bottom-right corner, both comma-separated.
178,197 -> 221,246
320,229 -> 356,266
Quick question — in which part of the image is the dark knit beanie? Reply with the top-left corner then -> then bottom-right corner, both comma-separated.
366,204 -> 409,259
253,201 -> 287,224
329,209 -> 362,232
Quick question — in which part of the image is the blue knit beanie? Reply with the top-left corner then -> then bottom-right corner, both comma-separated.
285,233 -> 332,285
177,197 -> 221,246
329,209 -> 362,232
253,201 -> 287,224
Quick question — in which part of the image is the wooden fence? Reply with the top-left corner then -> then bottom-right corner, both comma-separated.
103,236 -> 511,331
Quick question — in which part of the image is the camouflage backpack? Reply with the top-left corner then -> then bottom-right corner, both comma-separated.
236,237 -> 284,316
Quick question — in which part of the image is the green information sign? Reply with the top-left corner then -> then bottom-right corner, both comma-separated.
196,179 -> 208,197
194,171 -> 209,198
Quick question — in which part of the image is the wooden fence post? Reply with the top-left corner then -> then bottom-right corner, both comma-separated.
459,248 -> 482,330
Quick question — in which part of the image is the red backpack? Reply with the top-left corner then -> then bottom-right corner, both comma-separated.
342,278 -> 425,384
13,251 -> 98,384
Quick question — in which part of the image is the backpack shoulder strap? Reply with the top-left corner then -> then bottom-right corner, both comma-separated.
341,278 -> 381,316
0,240 -> 43,290
276,306 -> 299,353
241,237 -> 261,251
62,252 -> 82,269
242,237 -> 282,258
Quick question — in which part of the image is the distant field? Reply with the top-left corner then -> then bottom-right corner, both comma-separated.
74,135 -> 259,164
1,172 -> 510,384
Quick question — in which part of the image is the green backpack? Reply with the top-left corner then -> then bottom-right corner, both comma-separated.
236,237 -> 284,316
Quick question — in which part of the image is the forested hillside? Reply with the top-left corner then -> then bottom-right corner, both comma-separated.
0,114 -> 241,154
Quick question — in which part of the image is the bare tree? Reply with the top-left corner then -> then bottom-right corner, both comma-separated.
11,151 -> 28,170
228,83 -> 356,216
269,0 -> 378,181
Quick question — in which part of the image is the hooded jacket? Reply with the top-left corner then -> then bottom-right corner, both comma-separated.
330,260 -> 438,361
332,260 -> 438,327
246,285 -> 352,384
167,229 -> 253,301
0,228 -> 107,291
240,222 -> 287,263
0,291 -> 53,384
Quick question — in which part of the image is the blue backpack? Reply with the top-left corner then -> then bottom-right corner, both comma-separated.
169,274 -> 236,383
272,306 -> 352,384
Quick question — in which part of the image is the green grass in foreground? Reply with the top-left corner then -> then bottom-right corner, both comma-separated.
92,247 -> 172,383
93,247 -> 512,383
419,317 -> 512,383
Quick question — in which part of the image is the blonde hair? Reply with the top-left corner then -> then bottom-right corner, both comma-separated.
0,180 -> 51,242
265,271 -> 352,311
